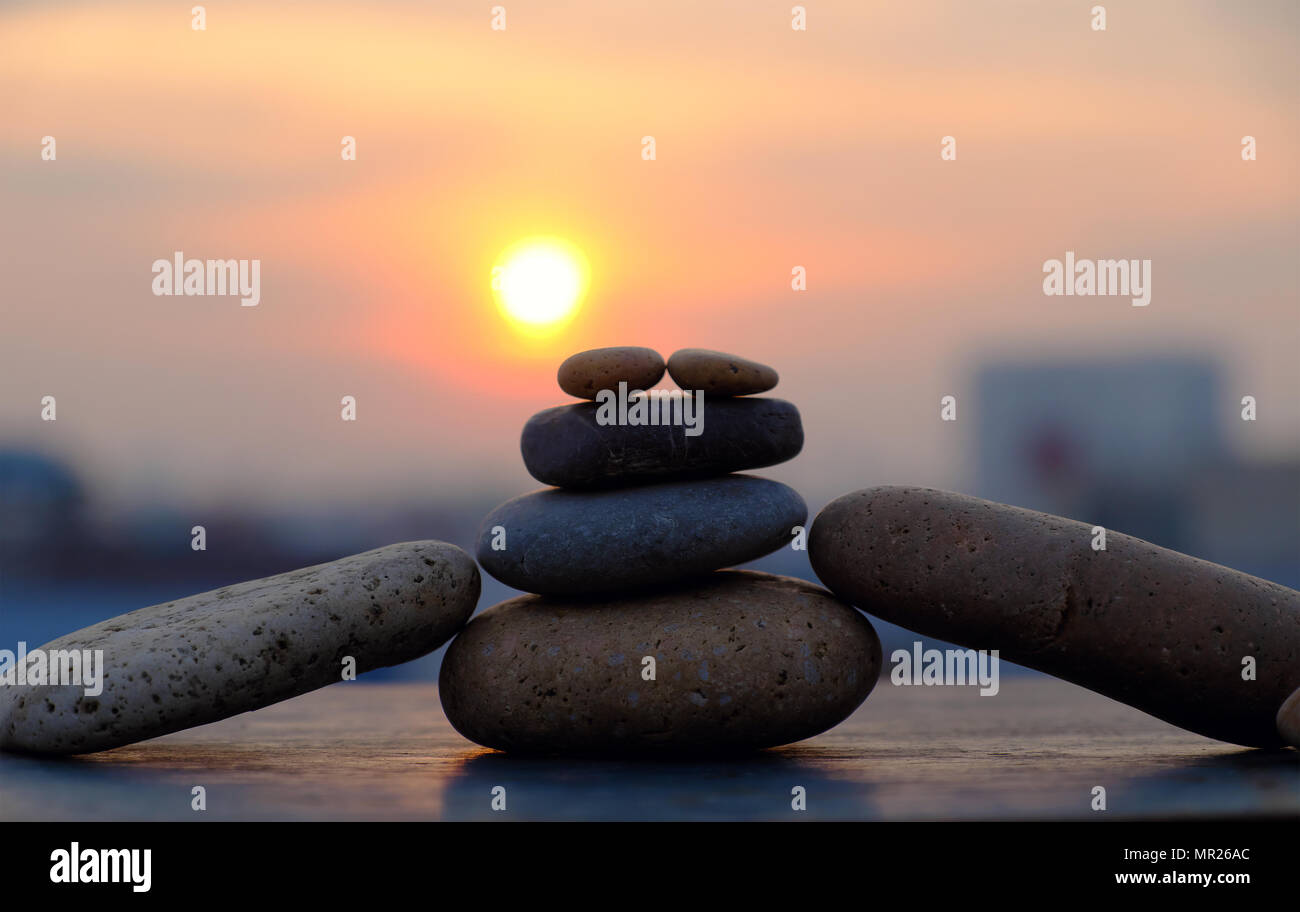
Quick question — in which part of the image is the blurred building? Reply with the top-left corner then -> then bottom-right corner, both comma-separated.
0,449 -> 87,575
974,356 -> 1299,587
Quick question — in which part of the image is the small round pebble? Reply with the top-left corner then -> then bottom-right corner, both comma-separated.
439,570 -> 881,754
558,346 -> 665,399
666,348 -> 778,396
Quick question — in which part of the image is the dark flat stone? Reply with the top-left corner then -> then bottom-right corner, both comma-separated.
520,396 -> 803,488
476,475 -> 806,595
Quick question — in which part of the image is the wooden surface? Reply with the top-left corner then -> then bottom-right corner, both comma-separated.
2,676 -> 1295,821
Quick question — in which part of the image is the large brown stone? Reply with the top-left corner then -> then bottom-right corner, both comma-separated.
809,486 -> 1300,748
439,571 -> 881,754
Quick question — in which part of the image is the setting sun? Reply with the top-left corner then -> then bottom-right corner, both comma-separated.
493,237 -> 589,335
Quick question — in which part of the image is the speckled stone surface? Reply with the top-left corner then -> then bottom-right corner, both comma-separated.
0,541 -> 479,755
809,486 -> 1300,749
557,346 -> 665,399
666,348 -> 778,396
439,570 -> 880,754
521,396 -> 802,488
477,475 -> 806,595
1278,687 -> 1300,749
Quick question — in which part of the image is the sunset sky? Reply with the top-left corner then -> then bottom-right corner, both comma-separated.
2,0 -> 1296,513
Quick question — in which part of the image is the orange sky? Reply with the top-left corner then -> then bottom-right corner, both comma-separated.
1,0 -> 1296,510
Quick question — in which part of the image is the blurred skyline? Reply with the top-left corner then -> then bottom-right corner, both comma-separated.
2,0 -> 1298,515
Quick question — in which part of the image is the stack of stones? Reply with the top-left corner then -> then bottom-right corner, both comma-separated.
440,347 -> 882,754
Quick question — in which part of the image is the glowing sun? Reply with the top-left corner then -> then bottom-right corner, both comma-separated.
493,236 -> 589,334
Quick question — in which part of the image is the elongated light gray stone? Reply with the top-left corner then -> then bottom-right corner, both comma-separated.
809,486 -> 1300,748
0,541 -> 479,755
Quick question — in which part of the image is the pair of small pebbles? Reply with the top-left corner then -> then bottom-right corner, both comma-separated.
557,346 -> 779,399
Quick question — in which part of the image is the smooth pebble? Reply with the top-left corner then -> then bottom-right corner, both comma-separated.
666,348 -> 778,396
557,346 -> 665,400
477,475 -> 806,595
439,570 -> 881,754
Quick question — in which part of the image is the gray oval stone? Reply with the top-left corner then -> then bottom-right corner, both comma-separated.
557,346 -> 665,399
521,396 -> 803,488
477,475 -> 806,595
0,541 -> 480,755
439,570 -> 881,753
809,486 -> 1300,748
667,348 -> 779,396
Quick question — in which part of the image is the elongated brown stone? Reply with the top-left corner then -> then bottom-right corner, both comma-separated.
809,486 -> 1300,748
0,541 -> 479,755
1278,687 -> 1300,748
